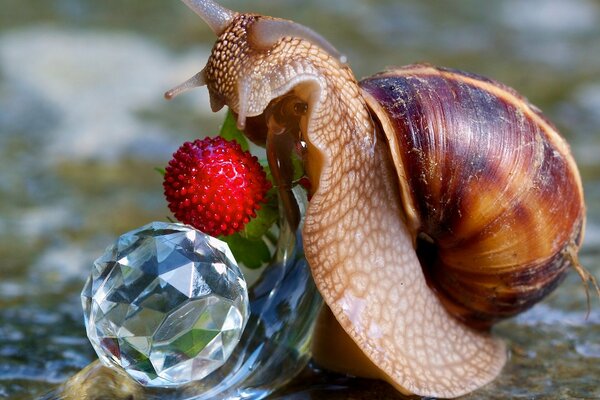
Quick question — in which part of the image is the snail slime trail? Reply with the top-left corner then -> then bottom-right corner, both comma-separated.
161,0 -> 590,398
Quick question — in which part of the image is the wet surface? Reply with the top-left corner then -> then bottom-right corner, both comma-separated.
0,1 -> 599,399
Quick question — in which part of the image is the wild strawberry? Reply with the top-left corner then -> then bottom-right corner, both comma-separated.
163,136 -> 271,237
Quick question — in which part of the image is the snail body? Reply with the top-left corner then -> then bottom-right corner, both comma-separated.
168,1 -> 586,397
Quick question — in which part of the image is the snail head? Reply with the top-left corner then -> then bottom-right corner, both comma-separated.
165,0 -> 346,131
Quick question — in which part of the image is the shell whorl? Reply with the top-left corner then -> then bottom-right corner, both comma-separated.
361,64 -> 585,328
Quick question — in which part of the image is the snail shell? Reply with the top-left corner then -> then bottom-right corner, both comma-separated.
360,64 -> 585,329
167,2 -> 589,397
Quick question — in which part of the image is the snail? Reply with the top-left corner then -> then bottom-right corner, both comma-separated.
165,0 -> 595,398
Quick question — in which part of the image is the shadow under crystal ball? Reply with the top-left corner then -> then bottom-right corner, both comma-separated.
81,222 -> 249,387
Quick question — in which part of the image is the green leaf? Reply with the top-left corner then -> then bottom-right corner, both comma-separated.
259,159 -> 274,183
259,151 -> 305,186
154,167 -> 166,176
219,109 -> 249,151
290,151 -> 305,182
221,233 -> 271,269
241,196 -> 279,240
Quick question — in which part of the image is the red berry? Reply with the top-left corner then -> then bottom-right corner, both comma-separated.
163,137 -> 271,236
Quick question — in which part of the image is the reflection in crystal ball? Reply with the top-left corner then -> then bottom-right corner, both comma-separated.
81,222 -> 249,387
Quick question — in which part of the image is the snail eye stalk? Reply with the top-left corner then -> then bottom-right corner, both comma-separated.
181,0 -> 236,35
164,68 -> 207,100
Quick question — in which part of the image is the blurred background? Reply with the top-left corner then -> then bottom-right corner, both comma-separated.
0,0 -> 599,399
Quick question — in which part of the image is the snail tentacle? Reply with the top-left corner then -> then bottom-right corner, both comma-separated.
235,79 -> 250,129
164,68 -> 207,100
181,0 -> 236,35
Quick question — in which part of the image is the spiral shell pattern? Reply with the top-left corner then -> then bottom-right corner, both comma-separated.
360,64 -> 585,328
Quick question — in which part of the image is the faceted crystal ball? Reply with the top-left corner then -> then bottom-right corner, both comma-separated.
81,222 -> 249,387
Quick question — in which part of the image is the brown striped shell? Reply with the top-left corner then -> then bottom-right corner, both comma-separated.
360,64 -> 585,328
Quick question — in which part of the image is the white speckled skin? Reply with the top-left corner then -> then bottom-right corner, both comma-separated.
199,12 -> 507,399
